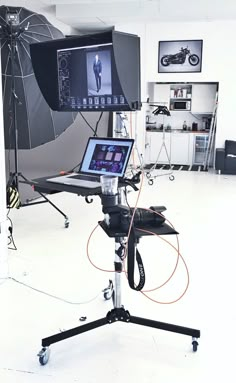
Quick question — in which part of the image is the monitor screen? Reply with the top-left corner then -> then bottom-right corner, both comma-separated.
57,43 -> 128,111
80,137 -> 134,177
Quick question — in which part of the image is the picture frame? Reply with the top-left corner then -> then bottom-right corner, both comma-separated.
158,40 -> 203,73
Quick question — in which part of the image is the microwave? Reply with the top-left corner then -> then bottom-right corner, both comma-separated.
170,100 -> 191,111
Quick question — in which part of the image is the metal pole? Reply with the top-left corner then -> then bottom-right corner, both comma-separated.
113,187 -> 127,309
114,239 -> 122,308
9,22 -> 19,190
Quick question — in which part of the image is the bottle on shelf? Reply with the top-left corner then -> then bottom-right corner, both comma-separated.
183,120 -> 187,131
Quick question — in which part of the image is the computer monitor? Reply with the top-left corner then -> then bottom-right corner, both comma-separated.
57,43 -> 128,111
30,30 -> 141,112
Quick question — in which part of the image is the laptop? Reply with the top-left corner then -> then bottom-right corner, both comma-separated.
46,137 -> 134,189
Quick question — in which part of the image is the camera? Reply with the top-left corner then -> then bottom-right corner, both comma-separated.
100,175 -> 166,235
120,206 -> 166,232
101,198 -> 166,234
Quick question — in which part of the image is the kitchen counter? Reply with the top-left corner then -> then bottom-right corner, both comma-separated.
146,128 -> 209,134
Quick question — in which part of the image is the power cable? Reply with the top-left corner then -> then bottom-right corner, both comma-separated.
7,209 -> 17,250
6,277 -> 101,305
79,111 -> 103,136
70,111 -> 104,172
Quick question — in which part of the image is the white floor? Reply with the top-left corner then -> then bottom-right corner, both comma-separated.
1,169 -> 236,383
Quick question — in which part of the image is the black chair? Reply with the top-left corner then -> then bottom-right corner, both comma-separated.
215,140 -> 236,174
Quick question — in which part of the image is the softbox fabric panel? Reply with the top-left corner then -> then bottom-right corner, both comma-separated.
25,76 -> 57,148
0,5 -> 76,149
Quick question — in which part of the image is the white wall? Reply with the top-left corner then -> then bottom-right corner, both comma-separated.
117,20 -> 236,150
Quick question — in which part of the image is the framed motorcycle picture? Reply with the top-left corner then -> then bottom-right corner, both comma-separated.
158,40 -> 203,73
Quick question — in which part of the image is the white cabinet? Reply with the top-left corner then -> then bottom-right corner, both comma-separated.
145,132 -> 171,164
188,134 -> 195,165
191,84 -> 217,113
170,133 -> 190,165
145,131 -> 210,166
152,83 -> 170,106
145,131 -> 193,165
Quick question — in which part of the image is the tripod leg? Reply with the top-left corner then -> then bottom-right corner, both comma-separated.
38,316 -> 109,365
19,173 -> 69,228
41,317 -> 108,348
35,191 -> 69,227
129,314 -> 200,351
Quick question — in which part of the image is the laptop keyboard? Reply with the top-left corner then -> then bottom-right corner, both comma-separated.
69,174 -> 100,182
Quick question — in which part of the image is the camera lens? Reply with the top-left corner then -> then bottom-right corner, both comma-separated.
131,207 -> 165,228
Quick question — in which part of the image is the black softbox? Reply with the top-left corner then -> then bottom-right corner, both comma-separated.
0,5 -> 76,149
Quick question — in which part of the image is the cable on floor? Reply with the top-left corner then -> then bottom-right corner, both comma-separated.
6,277 -> 101,305
7,210 -> 17,250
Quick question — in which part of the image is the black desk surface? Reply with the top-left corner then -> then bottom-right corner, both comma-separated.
23,175 -> 177,237
24,173 -> 140,197
23,174 -> 102,197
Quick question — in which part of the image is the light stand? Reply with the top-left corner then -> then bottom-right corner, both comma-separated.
1,11 -> 69,226
6,11 -> 22,191
152,105 -> 172,166
146,105 -> 174,183
37,178 -> 200,366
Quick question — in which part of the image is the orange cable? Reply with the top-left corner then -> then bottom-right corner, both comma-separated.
86,204 -> 189,304
135,207 -> 180,292
86,224 -> 115,273
122,206 -> 181,290
122,226 -> 189,303
85,114 -> 189,304
129,112 -> 135,165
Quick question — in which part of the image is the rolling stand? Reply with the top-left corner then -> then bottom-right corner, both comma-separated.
37,192 -> 200,365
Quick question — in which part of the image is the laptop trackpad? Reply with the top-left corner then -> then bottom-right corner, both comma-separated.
63,179 -> 101,188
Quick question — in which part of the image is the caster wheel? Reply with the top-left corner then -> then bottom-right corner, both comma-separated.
103,280 -> 113,300
104,291 -> 112,300
64,219 -> 69,228
192,340 -> 198,352
148,179 -> 154,186
38,347 -> 50,365
146,172 -> 151,179
169,175 -> 175,181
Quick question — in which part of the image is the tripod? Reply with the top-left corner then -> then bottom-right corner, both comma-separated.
37,190 -> 200,365
4,15 -> 69,227
146,105 -> 174,185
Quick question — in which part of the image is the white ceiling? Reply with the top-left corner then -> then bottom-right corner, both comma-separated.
1,0 -> 236,32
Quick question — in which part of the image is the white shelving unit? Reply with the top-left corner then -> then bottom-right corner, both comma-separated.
169,84 -> 192,111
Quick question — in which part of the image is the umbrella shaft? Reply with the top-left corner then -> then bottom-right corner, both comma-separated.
9,27 -> 20,191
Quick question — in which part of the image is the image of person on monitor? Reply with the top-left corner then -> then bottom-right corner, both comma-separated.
86,49 -> 112,96
93,54 -> 102,92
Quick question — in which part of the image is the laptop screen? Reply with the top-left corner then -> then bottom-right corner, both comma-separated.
80,137 -> 134,177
